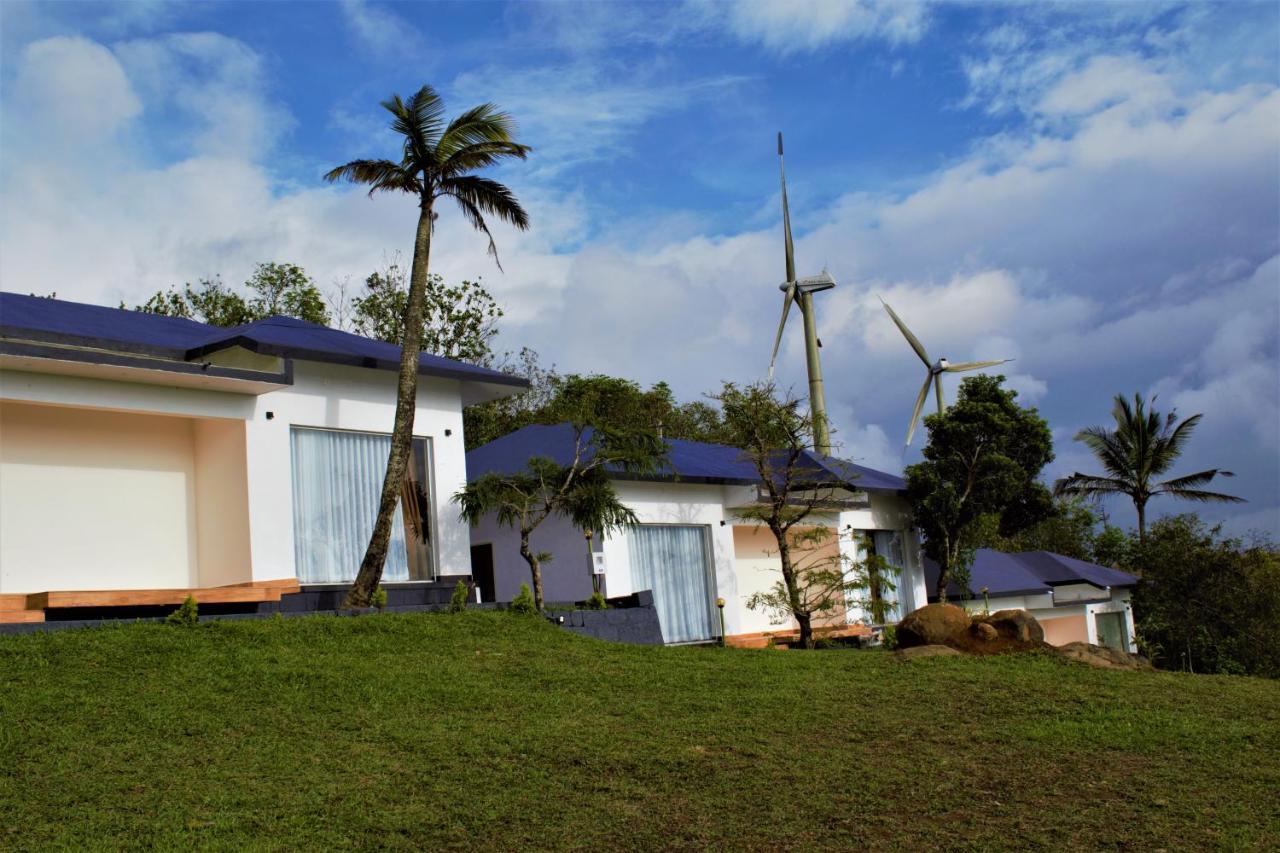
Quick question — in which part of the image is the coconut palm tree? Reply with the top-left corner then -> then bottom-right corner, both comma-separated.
326,85 -> 530,608
1053,393 -> 1243,542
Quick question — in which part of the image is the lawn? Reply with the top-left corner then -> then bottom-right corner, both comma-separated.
1,612 -> 1277,851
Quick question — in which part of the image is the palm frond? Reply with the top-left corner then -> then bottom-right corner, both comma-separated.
437,103 -> 526,159
381,86 -> 445,166
1155,467 -> 1234,492
439,141 -> 533,177
323,159 -> 421,196
442,174 -> 530,233
1053,473 -> 1132,498
1154,487 -> 1246,504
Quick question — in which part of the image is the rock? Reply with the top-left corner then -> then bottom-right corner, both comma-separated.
894,644 -> 962,661
971,622 -> 999,642
897,604 -> 970,648
979,609 -> 1046,644
1055,642 -> 1153,671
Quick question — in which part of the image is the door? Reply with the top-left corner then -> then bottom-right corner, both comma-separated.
1095,610 -> 1127,651
626,525 -> 718,644
470,544 -> 496,603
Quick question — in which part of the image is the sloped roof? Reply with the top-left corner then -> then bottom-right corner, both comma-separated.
466,422 -> 907,492
0,291 -> 527,388
924,548 -> 1138,600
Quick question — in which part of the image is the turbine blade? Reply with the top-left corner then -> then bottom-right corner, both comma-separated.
779,132 -> 796,285
905,372 -> 932,446
768,283 -> 797,379
934,373 -> 944,415
944,358 -> 1012,372
879,297 -> 930,366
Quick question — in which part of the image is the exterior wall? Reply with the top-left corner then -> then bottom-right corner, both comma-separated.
0,359 -> 474,590
470,509 -> 594,604
730,525 -> 795,635
192,419 -> 252,588
0,401 -> 201,592
1040,613 -> 1089,646
838,493 -> 928,623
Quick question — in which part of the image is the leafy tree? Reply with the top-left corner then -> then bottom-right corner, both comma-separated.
454,423 -> 665,611
326,84 -> 530,608
244,262 -> 330,326
847,536 -> 901,625
1054,393 -> 1243,543
131,276 -> 255,327
906,375 -> 1054,600
972,497 -> 1103,562
463,347 -> 560,449
716,382 -> 859,650
350,256 -> 503,364
1132,515 -> 1279,677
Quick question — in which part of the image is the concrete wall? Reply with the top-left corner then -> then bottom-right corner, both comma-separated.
470,509 -> 595,604
193,419 -> 252,588
0,402 -> 201,592
0,358 -> 475,590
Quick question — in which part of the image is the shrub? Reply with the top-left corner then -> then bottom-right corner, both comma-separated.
165,595 -> 199,627
448,580 -> 470,613
880,624 -> 898,651
584,591 -> 608,610
509,583 -> 538,616
371,587 -> 388,611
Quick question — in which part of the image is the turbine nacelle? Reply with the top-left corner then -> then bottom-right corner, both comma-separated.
778,271 -> 837,294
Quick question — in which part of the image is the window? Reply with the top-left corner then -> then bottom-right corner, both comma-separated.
866,530 -> 906,623
290,427 -> 434,584
1095,610 -> 1128,651
627,525 -> 717,644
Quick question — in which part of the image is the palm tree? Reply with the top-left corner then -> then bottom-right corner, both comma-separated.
326,85 -> 530,608
1053,393 -> 1243,542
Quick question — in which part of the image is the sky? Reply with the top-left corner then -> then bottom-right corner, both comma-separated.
1,0 -> 1277,538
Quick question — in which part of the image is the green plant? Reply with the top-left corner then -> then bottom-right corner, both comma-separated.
583,591 -> 607,610
165,595 -> 199,627
880,625 -> 898,651
371,587 -> 388,611
448,580 -> 470,613
509,583 -> 538,616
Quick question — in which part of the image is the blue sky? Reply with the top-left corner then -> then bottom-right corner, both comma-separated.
1,0 -> 1278,537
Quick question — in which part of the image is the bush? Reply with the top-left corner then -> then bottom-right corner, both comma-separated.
584,591 -> 607,610
371,587 -> 388,611
165,595 -> 199,627
509,584 -> 538,616
448,580 -> 470,613
880,624 -> 898,651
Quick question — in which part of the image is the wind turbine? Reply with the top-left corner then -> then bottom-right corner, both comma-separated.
879,297 -> 1012,446
767,132 -> 835,456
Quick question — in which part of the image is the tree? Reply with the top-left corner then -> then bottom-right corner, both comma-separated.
244,262 -> 330,326
906,375 -> 1054,601
1132,515 -> 1279,677
1053,393 -> 1243,543
847,536 -> 901,625
325,85 -> 530,608
716,382 -> 858,650
131,263 -> 329,327
454,423 -> 665,611
350,256 -> 503,364
972,497 -> 1102,562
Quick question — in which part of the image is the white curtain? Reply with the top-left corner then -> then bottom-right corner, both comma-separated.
291,428 -> 409,584
627,525 -> 717,644
873,530 -> 906,622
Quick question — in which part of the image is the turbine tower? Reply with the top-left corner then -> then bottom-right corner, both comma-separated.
768,133 -> 835,456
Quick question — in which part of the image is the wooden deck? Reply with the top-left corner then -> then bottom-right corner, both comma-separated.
0,580 -> 301,624
725,624 -> 872,649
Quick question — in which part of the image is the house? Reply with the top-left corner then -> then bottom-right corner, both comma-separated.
465,423 -> 929,646
0,292 -> 526,624
924,549 -> 1138,652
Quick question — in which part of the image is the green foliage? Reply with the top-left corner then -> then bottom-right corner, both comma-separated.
970,497 -> 1135,567
905,375 -> 1054,600
880,624 -> 898,650
508,584 -> 538,616
1132,515 -> 1279,677
348,258 -> 503,365
583,591 -> 608,610
131,263 -> 329,327
371,587 -> 388,611
848,537 -> 901,625
448,580 -> 471,613
165,595 -> 199,627
1092,523 -> 1133,568
1054,393 -> 1242,538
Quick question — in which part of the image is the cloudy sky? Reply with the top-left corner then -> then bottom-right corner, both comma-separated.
1,0 -> 1277,537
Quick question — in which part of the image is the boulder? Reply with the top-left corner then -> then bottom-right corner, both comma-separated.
894,644 -> 962,661
1055,642 -> 1153,671
971,622 -> 999,642
896,604 -> 970,648
976,609 -> 1045,644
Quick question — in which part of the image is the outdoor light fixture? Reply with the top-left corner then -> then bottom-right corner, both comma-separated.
716,597 -> 726,646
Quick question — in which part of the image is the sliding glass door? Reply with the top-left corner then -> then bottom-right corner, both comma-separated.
627,524 -> 717,644
290,427 -> 434,584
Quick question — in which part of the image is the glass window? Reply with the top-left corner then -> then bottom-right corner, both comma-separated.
1095,610 -> 1127,651
290,428 -> 433,584
627,525 -> 717,644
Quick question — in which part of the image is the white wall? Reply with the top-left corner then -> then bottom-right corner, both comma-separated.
193,418 -> 252,587
0,401 -> 201,592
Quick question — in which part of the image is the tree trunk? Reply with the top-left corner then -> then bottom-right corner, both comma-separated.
795,611 -> 814,650
520,534 -> 544,612
1136,499 -> 1147,546
343,201 -> 434,609
773,524 -> 814,649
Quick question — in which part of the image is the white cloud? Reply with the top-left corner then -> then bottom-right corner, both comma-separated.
339,0 -> 423,58
9,36 -> 141,140
706,0 -> 928,53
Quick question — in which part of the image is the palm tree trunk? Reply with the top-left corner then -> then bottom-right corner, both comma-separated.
1136,499 -> 1146,546
344,201 -> 434,608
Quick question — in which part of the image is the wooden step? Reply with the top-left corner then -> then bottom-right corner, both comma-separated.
0,594 -> 32,612
28,583 -> 294,610
0,610 -> 45,624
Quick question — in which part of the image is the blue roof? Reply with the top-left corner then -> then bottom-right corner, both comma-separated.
466,422 -> 907,492
924,548 -> 1138,600
0,291 -> 526,388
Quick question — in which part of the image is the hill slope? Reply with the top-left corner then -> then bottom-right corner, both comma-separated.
1,612 -> 1277,849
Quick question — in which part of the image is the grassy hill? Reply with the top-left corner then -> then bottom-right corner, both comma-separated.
1,612 -> 1277,850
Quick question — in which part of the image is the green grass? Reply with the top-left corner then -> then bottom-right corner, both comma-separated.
2,613 -> 1278,851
